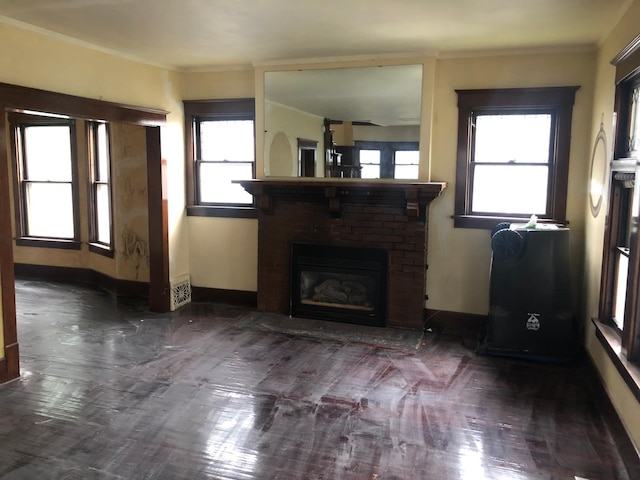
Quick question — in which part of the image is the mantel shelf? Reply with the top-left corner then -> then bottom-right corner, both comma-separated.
236,179 -> 446,219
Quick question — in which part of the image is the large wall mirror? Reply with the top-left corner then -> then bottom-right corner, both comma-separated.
263,64 -> 423,179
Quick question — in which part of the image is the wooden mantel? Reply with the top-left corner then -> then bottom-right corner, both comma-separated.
237,179 -> 446,219
237,178 -> 446,329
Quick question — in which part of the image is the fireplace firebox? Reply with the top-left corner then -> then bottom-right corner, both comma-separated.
291,243 -> 388,327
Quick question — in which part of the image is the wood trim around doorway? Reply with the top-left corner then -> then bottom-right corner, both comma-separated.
0,82 -> 168,383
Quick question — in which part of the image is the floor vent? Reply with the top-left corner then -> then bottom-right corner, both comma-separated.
170,276 -> 191,311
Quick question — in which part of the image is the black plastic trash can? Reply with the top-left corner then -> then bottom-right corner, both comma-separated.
478,223 -> 580,361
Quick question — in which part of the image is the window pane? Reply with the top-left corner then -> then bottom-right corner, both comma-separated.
199,163 -> 253,204
96,183 -> 111,244
394,150 -> 419,179
25,183 -> 74,238
613,252 -> 629,331
360,150 -> 380,179
630,86 -> 640,153
472,165 -> 548,215
24,125 -> 72,181
475,114 -> 551,164
200,120 -> 254,162
96,123 -> 109,181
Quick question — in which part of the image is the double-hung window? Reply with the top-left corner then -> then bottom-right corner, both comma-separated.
10,113 -> 80,249
87,121 -> 113,255
184,99 -> 256,218
355,141 -> 419,179
599,64 -> 640,364
454,87 -> 578,229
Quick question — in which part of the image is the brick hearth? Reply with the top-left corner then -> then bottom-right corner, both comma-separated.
238,179 -> 446,330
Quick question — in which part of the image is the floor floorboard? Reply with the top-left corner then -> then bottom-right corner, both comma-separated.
0,279 -> 638,479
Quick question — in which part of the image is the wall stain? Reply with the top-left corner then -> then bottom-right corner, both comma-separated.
122,229 -> 149,279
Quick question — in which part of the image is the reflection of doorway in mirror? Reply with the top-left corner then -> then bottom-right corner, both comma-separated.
269,131 -> 294,176
298,138 -> 318,177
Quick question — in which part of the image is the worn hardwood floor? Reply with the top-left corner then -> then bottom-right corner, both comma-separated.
0,279 -> 638,479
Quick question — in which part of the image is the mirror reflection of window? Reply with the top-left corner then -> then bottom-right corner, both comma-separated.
630,85 -> 640,153
360,150 -> 381,179
394,150 -> 419,179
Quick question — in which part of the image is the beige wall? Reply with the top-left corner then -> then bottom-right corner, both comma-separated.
583,0 -> 640,452
0,20 -> 188,285
181,69 -> 259,291
428,51 -> 596,316
1,3 -> 640,451
264,101 -> 324,177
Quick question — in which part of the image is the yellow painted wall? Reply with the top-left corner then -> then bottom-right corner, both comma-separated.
583,0 -> 640,452
1,5 -> 639,452
264,101 -> 324,177
428,51 -> 596,316
181,69 -> 259,291
0,20 -> 188,286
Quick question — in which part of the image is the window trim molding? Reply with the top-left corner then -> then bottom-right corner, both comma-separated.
9,113 -> 81,248
184,98 -> 256,218
87,121 -> 115,258
453,87 -> 579,229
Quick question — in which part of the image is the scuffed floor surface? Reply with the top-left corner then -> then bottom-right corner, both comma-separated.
0,279 -> 638,479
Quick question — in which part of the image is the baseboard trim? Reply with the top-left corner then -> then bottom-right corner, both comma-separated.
424,308 -> 488,333
191,286 -> 257,308
14,264 -> 148,298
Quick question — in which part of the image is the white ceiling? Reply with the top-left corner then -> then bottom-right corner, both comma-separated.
0,0 -> 632,70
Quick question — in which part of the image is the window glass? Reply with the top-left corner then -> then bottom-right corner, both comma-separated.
360,149 -> 380,179
88,121 -> 112,247
95,183 -> 111,244
394,150 -> 419,179
23,125 -> 72,181
96,123 -> 109,181
17,121 -> 76,240
614,251 -> 629,331
199,163 -> 253,204
25,183 -> 74,238
200,120 -> 254,161
472,165 -> 549,215
474,114 -> 551,164
630,85 -> 640,153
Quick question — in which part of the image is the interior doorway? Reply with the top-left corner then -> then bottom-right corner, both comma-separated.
298,138 -> 317,177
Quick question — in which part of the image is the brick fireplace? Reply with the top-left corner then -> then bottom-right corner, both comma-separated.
238,179 -> 446,330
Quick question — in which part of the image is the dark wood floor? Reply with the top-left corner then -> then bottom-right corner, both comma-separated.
0,279 -> 638,479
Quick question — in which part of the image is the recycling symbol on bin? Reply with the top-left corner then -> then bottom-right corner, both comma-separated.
526,313 -> 541,331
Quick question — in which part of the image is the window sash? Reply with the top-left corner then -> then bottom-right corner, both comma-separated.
88,121 -> 112,248
454,87 -> 577,229
470,164 -> 550,216
11,117 -> 79,243
197,160 -> 254,205
23,181 -> 75,238
184,99 -> 256,216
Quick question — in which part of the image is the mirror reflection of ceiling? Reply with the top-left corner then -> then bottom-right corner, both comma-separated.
265,66 -> 423,127
0,0 -> 629,69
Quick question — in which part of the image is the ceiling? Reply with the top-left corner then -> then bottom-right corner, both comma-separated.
0,0 -> 632,70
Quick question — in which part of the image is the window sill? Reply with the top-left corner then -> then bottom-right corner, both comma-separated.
88,242 -> 115,258
592,318 -> 640,402
186,205 -> 257,219
452,214 -> 566,230
15,237 -> 81,250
